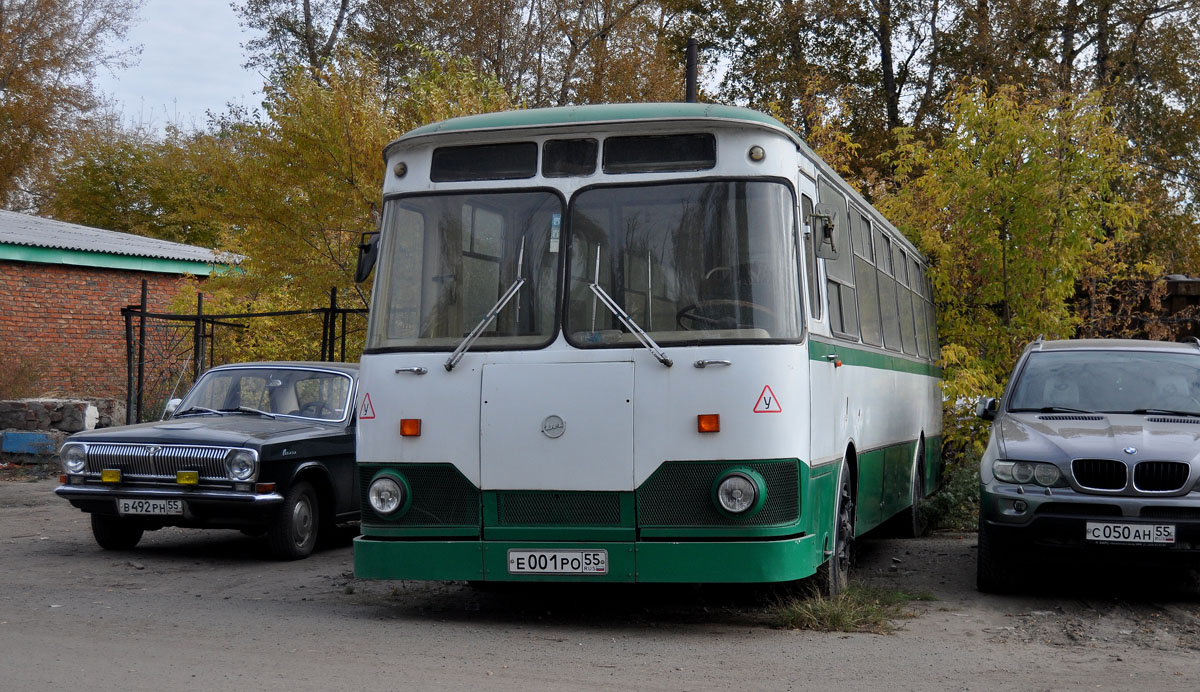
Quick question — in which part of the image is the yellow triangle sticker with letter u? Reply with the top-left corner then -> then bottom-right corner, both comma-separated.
753,385 -> 781,413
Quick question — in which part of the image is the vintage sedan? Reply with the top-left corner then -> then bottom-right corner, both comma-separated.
55,362 -> 359,559
976,338 -> 1200,592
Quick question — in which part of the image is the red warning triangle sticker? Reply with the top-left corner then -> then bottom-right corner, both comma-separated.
753,385 -> 782,413
360,392 -> 376,419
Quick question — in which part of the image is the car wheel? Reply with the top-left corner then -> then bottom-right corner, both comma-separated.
268,481 -> 318,560
91,514 -> 144,551
897,442 -> 929,538
814,460 -> 855,596
975,521 -> 1014,593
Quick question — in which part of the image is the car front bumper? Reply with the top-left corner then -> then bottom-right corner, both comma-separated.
55,482 -> 285,528
981,482 -> 1200,555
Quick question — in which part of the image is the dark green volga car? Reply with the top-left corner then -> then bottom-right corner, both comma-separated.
976,339 -> 1200,592
55,362 -> 359,560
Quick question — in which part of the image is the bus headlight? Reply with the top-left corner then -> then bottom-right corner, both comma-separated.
713,469 -> 766,516
368,473 -> 409,516
225,450 -> 258,481
61,443 -> 87,474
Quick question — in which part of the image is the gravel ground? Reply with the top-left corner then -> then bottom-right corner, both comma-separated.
1,474 -> 1197,691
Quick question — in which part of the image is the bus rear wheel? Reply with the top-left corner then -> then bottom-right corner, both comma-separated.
896,441 -> 929,538
814,461 -> 854,596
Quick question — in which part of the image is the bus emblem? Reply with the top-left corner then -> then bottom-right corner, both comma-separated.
541,415 -> 566,439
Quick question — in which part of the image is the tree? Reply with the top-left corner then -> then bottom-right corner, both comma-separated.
236,0 -> 357,81
880,83 -> 1143,446
0,0 -> 141,210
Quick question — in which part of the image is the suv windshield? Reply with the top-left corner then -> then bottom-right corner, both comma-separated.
368,191 -> 561,350
1008,350 -> 1200,415
566,180 -> 800,346
178,367 -> 353,421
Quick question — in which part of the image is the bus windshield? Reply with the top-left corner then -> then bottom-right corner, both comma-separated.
368,191 -> 561,350
566,180 -> 800,345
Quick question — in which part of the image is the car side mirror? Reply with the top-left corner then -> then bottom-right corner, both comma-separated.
163,398 -> 183,419
812,203 -> 839,260
976,397 -> 999,421
354,231 -> 380,283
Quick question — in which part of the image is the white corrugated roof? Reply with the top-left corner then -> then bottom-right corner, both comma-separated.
0,209 -> 231,264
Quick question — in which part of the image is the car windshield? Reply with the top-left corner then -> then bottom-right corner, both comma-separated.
368,191 -> 561,350
1007,350 -> 1200,415
565,180 -> 801,346
177,367 -> 353,421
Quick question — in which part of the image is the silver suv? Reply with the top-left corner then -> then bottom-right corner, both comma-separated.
976,338 -> 1200,592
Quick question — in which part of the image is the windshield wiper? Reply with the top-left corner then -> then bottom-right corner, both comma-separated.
1010,406 -> 1096,414
1130,408 -> 1200,418
588,282 -> 673,367
220,406 -> 277,419
174,406 -> 223,417
445,239 -> 526,372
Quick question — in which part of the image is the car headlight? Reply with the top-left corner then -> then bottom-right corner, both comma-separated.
60,443 -> 87,474
992,460 -> 1065,487
368,473 -> 408,516
225,450 -> 258,481
713,469 -> 766,516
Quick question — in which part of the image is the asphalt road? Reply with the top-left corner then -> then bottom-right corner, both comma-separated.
2,476 -> 1198,691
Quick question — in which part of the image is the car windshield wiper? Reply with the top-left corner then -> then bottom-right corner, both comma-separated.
220,406 -> 277,419
588,282 -> 673,367
1129,408 -> 1200,418
174,406 -> 223,417
1009,406 -> 1096,414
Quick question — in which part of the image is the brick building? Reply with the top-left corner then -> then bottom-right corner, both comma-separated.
0,210 -> 230,399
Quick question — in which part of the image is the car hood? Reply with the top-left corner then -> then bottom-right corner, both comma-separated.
998,413 -> 1200,464
66,415 -> 342,449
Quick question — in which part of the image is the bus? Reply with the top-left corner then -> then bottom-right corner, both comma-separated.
352,103 -> 942,593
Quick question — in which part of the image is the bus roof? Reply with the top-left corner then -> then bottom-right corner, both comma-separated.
389,103 -> 803,151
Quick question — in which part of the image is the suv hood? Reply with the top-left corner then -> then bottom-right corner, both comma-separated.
998,413 -> 1200,464
66,415 -> 339,449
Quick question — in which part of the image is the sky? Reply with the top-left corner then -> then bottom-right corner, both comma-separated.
93,0 -> 265,130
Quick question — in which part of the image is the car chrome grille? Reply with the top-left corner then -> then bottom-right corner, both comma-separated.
85,443 -> 231,480
1133,461 -> 1190,492
1072,458 -> 1126,491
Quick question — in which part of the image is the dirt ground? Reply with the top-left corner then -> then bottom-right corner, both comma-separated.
1,472 -> 1198,691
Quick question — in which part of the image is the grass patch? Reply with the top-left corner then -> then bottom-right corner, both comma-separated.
773,583 -> 931,634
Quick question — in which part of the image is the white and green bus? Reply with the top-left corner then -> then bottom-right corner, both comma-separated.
353,103 -> 941,592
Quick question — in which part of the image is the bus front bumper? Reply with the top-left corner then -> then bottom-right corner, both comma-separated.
352,534 -> 821,583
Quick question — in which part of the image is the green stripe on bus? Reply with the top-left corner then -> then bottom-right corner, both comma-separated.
809,337 -> 942,377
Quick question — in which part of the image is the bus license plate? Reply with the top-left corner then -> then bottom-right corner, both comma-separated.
507,549 -> 608,575
1085,522 -> 1174,545
118,498 -> 183,516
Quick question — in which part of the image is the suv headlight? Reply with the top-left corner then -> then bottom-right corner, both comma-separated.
993,460 -> 1065,487
60,443 -> 87,474
225,449 -> 259,482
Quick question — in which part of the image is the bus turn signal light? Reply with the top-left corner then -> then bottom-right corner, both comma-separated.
400,419 -> 422,437
697,414 -> 720,433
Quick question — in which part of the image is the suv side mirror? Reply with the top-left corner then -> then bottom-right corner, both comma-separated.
812,203 -> 839,260
976,397 -> 999,421
354,231 -> 380,283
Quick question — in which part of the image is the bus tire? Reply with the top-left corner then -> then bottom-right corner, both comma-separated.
814,460 -> 855,596
975,521 -> 1013,593
91,514 -> 144,551
897,441 -> 929,538
268,481 -> 318,560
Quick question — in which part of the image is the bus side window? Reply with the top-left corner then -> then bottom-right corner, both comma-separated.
818,178 -> 858,340
800,194 -> 821,320
853,211 -> 882,347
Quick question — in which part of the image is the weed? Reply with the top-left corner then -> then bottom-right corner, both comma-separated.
773,583 -> 929,633
923,451 -> 981,532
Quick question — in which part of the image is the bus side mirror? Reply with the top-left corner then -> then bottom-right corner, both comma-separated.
812,203 -> 839,260
354,231 -> 380,283
976,397 -> 999,421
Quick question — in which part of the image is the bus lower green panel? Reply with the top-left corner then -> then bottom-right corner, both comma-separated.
635,535 -> 821,583
353,535 -> 823,584
353,537 -> 484,580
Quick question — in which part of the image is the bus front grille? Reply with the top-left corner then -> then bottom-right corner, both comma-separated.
637,460 -> 800,527
496,491 -> 624,526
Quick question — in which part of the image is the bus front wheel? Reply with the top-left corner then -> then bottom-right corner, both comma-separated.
814,460 -> 854,596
